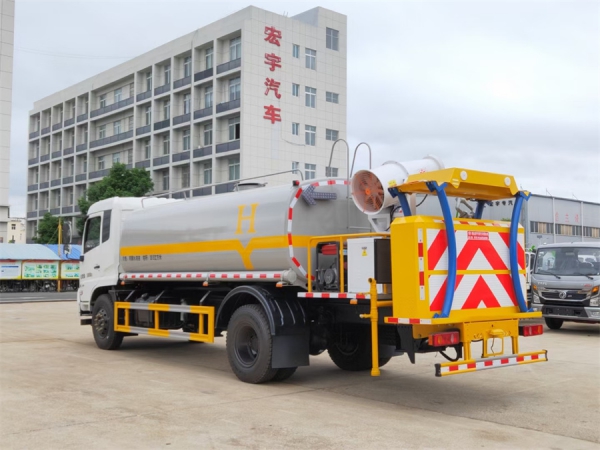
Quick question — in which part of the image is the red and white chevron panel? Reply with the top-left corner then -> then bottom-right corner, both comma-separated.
385,317 -> 432,324
120,271 -> 284,281
298,292 -> 368,299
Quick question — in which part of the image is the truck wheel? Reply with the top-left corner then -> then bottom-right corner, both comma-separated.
272,367 -> 297,382
327,325 -> 391,371
92,295 -> 124,350
544,317 -> 564,330
226,304 -> 277,384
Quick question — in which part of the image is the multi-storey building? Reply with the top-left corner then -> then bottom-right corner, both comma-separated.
25,6 -> 347,241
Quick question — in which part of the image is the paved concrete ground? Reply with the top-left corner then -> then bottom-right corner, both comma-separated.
0,292 -> 77,303
0,302 -> 598,449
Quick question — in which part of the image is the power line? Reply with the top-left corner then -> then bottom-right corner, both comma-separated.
16,47 -> 135,60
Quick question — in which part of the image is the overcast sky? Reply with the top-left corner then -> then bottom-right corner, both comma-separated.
7,0 -> 599,217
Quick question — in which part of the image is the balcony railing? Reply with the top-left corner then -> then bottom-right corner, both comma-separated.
153,156 -> 169,166
90,97 -> 134,118
193,107 -> 212,120
39,209 -> 48,216
136,125 -> 151,135
28,157 -> 39,165
216,140 -> 240,154
173,113 -> 190,126
174,76 -> 191,89
27,184 -> 38,192
27,211 -> 37,219
194,67 -> 213,82
216,98 -> 240,114
215,182 -> 237,194
40,154 -> 50,162
76,143 -> 88,152
64,118 -> 75,127
41,126 -> 50,135
89,130 -> 133,149
50,208 -> 61,215
51,179 -> 61,187
154,119 -> 170,131
193,146 -> 212,158
154,84 -> 170,96
172,190 -> 191,199
63,147 -> 74,156
77,113 -> 88,122
192,186 -> 211,197
61,206 -> 74,214
89,169 -> 110,179
172,151 -> 190,163
52,150 -> 62,159
136,90 -> 152,102
39,181 -> 49,190
216,58 -> 241,74
135,160 -> 150,169
62,176 -> 73,184
29,131 -> 39,139
75,174 -> 87,182
52,123 -> 62,131
74,205 -> 80,213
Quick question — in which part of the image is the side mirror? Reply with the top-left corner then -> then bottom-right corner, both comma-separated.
80,254 -> 85,262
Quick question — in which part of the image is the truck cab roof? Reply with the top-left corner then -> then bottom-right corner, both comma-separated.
87,197 -> 179,215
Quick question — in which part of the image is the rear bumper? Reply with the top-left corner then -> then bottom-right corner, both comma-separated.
532,305 -> 600,322
435,351 -> 548,376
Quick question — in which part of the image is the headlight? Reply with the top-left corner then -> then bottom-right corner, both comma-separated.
590,297 -> 600,307
533,294 -> 540,304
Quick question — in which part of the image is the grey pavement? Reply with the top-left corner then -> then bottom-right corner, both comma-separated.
0,291 -> 77,303
0,301 -> 598,449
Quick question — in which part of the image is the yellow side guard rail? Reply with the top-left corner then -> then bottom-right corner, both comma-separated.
436,350 -> 548,376
114,302 -> 215,343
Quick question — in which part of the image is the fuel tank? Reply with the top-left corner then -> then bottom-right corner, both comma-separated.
119,179 -> 369,283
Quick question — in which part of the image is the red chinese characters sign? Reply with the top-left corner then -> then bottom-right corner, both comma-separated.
263,26 -> 282,124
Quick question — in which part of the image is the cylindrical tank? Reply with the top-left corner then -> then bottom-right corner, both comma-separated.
351,155 -> 444,214
119,179 -> 369,284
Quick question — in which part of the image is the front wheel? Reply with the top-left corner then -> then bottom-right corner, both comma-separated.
226,304 -> 277,384
327,325 -> 391,371
544,317 -> 564,330
92,295 -> 124,350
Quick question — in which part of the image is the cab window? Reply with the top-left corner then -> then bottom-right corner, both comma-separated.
83,216 -> 102,252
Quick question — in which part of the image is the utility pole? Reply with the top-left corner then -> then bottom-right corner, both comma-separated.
57,219 -> 62,293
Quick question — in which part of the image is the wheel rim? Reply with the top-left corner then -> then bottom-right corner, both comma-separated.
334,331 -> 359,356
234,324 -> 260,367
93,308 -> 110,339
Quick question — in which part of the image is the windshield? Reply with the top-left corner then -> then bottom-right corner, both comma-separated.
534,247 -> 600,277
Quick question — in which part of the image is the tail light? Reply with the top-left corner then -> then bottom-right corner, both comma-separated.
519,324 -> 543,336
428,331 -> 460,347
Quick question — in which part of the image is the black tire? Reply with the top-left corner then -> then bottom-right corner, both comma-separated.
92,295 -> 124,350
545,317 -> 564,330
327,325 -> 391,371
226,304 -> 277,384
272,367 -> 297,382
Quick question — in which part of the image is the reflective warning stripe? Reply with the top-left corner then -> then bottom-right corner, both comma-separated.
385,317 -> 432,324
120,271 -> 286,281
435,351 -> 547,376
417,228 -> 425,300
298,292 -> 368,299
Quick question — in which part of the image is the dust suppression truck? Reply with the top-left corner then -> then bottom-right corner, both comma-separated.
78,156 -> 547,383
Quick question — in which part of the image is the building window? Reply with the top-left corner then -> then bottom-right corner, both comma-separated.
555,224 -> 582,236
99,94 -> 106,108
114,88 -> 122,103
305,125 -> 316,146
145,106 -> 152,125
162,170 -> 169,191
129,83 -> 134,98
529,221 -> 554,234
229,77 -> 241,101
228,116 -> 240,141
230,37 -> 241,61
205,86 -> 213,108
83,156 -> 87,173
203,123 -> 212,146
84,128 -> 88,143
128,116 -> 134,131
583,226 -> 600,238
326,91 -> 339,104
326,28 -> 339,51
203,162 -> 212,185
112,152 -> 120,164
98,125 -> 106,139
164,100 -> 170,120
326,167 -> 338,177
127,149 -> 133,164
183,56 -> 192,78
292,44 -> 299,58
205,47 -> 213,69
305,87 -> 316,108
113,120 -> 121,136
97,155 -> 105,170
34,168 -> 39,183
305,163 -> 316,180
183,93 -> 191,114
146,71 -> 152,91
69,159 -> 74,175
144,140 -> 151,160
292,83 -> 299,97
163,134 -> 170,155
292,122 -> 299,136
326,129 -> 339,141
228,156 -> 240,181
36,116 -> 40,131
69,189 -> 74,205
182,129 -> 190,151
164,64 -> 171,85
85,98 -> 89,114
58,137 -> 62,150
182,165 -> 190,188
305,48 -> 316,70
59,107 -> 63,123
292,161 -> 299,172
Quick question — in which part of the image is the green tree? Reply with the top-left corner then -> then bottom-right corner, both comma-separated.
77,163 -> 154,234
33,213 -> 60,244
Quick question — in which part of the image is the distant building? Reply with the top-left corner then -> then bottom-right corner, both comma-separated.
7,218 -> 26,244
0,0 -> 15,243
25,6 -> 347,241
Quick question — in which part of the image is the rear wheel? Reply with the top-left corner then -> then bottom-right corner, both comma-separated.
226,304 -> 277,384
327,325 -> 391,371
92,295 -> 124,350
544,317 -> 564,330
